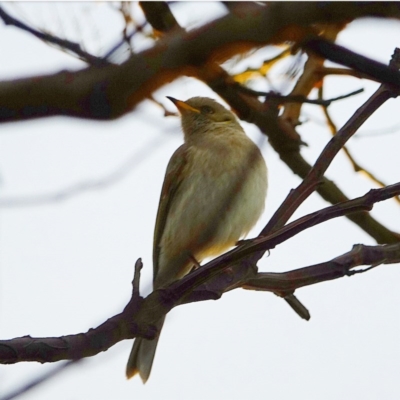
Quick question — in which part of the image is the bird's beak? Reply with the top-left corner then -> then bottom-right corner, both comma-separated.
167,96 -> 200,114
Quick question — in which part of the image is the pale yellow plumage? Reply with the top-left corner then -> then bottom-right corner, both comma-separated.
126,97 -> 268,382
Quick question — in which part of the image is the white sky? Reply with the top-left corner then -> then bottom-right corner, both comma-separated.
1,3 -> 400,400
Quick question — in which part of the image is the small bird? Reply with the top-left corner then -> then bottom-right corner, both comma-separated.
126,96 -> 268,382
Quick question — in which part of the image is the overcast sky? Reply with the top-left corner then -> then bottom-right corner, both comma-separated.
1,3 -> 400,400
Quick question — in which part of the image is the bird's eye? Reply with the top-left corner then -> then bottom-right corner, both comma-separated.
201,105 -> 214,114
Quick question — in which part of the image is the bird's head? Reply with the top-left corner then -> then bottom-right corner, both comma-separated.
167,96 -> 241,139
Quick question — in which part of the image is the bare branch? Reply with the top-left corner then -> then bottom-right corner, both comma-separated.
244,243 -> 400,292
198,55 -> 400,244
139,1 -> 182,33
0,183 -> 400,364
303,36 -> 400,87
0,6 -> 107,66
248,182 -> 400,256
2,3 -> 400,123
319,86 -> 400,205
0,360 -> 83,400
175,182 -> 400,303
236,85 -> 364,107
2,180 -> 399,365
262,51 -> 400,236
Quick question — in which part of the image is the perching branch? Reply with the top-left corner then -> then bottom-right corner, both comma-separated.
2,0 -> 400,368
2,180 -> 400,364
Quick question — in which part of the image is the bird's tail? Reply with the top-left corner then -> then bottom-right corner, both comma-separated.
126,317 -> 165,383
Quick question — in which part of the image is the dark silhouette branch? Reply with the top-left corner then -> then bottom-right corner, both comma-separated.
140,1 -> 400,246
179,182 -> 400,303
319,86 -> 400,205
263,63 -> 400,236
0,359 -> 83,400
235,86 -> 364,107
244,243 -> 400,292
0,259 -> 158,364
198,56 -> 400,244
303,36 -> 400,87
0,6 -> 107,66
2,0 -> 400,369
139,1 -> 182,33
1,2 -> 400,122
245,182 -> 400,257
1,181 -> 400,364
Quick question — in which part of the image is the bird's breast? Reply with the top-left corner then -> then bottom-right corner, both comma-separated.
157,131 -> 267,285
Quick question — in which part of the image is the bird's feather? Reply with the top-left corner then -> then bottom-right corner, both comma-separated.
152,144 -> 188,285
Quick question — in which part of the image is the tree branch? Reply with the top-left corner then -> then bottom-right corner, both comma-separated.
1,2 -> 400,122
2,1 -> 400,366
0,6 -> 106,66
303,36 -> 400,87
263,73 -> 400,236
2,180 -> 399,364
235,86 -> 364,107
244,243 -> 400,292
198,54 -> 400,244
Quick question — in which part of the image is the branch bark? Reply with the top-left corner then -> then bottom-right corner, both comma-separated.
1,2 -> 400,122
1,182 -> 399,364
2,1 -> 400,367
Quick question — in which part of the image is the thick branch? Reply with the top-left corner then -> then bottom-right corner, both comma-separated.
2,2 -> 400,365
2,181 -> 400,364
303,36 -> 400,87
1,2 -> 400,122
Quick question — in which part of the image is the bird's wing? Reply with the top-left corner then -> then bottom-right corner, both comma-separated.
153,144 -> 188,282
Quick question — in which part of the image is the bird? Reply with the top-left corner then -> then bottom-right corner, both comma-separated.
126,96 -> 268,382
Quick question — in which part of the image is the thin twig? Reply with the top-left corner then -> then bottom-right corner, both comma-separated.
0,6 -> 107,66
244,243 -> 400,292
0,360 -> 83,400
262,50 -> 400,235
236,85 -> 364,106
103,21 -> 147,60
319,86 -> 400,205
